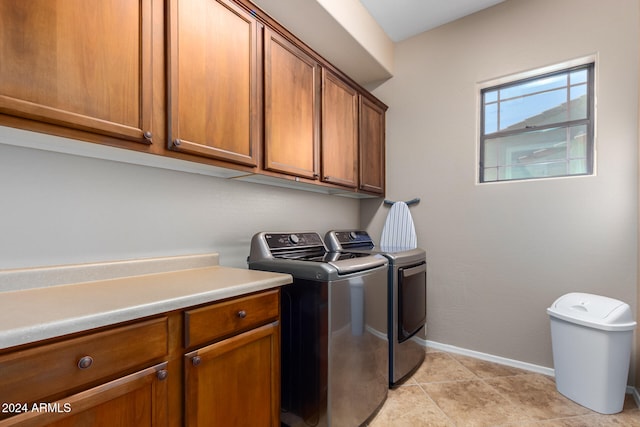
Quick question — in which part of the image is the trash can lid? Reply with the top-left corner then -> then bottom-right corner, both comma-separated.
547,292 -> 637,331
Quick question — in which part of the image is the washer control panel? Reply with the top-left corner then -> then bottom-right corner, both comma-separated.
264,232 -> 324,250
326,230 -> 375,250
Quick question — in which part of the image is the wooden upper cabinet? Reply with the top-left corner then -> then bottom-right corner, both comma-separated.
321,69 -> 358,188
264,29 -> 320,180
359,96 -> 386,194
0,0 -> 153,144
0,0 -> 386,196
168,0 -> 260,167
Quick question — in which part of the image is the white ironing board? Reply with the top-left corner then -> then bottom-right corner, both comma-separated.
380,201 -> 417,250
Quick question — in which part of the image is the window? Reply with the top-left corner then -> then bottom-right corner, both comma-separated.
479,62 -> 594,183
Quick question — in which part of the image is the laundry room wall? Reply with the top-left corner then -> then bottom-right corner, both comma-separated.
0,130 -> 361,272
363,0 -> 639,375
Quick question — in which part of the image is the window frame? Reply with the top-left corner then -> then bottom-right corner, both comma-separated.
479,61 -> 595,183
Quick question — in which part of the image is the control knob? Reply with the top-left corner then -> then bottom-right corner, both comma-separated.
288,234 -> 300,244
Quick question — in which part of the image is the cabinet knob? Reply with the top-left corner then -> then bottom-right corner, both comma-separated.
77,356 -> 94,370
173,139 -> 182,147
143,131 -> 152,141
156,369 -> 168,381
237,310 -> 247,319
192,356 -> 202,366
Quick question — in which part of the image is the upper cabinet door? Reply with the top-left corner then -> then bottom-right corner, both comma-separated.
359,96 -> 386,194
168,0 -> 260,167
0,0 -> 153,144
321,69 -> 358,188
264,29 -> 320,180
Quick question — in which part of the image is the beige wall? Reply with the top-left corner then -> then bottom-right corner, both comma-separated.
365,0 -> 639,374
0,140 -> 360,270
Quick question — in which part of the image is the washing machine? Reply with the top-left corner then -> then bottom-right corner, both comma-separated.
248,231 -> 389,426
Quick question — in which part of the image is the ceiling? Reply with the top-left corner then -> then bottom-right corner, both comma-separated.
360,0 -> 505,42
251,0 -> 505,84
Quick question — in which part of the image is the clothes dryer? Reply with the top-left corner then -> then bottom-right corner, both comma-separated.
325,230 -> 426,387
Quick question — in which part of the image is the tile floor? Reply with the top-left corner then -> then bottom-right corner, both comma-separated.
369,350 -> 640,426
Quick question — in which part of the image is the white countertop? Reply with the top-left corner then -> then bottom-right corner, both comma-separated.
0,265 -> 292,350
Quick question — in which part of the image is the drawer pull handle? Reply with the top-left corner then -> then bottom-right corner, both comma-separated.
77,356 -> 94,370
157,369 -> 168,381
192,356 -> 202,366
237,310 -> 247,319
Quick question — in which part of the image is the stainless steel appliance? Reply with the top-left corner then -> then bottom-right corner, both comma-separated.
248,232 -> 389,427
325,230 -> 427,387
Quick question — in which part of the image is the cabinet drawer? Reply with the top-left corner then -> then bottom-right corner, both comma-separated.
185,290 -> 279,348
0,317 -> 168,405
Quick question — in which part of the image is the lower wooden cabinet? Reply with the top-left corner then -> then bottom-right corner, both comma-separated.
0,289 -> 281,427
183,289 -> 280,427
0,363 -> 169,427
0,318 -> 168,408
184,322 -> 280,427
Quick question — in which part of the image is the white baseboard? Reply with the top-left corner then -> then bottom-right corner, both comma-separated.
421,339 -> 554,377
420,339 -> 639,408
631,386 -> 640,407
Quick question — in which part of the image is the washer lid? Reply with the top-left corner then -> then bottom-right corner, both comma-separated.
547,292 -> 636,331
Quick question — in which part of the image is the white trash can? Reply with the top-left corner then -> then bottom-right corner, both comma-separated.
547,292 -> 636,414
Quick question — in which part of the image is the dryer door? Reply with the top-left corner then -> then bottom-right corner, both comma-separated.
398,262 -> 427,342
